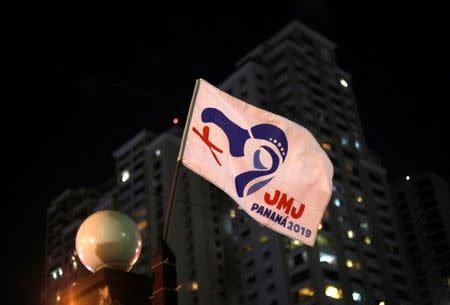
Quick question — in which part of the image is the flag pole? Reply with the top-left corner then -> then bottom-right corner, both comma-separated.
163,79 -> 201,240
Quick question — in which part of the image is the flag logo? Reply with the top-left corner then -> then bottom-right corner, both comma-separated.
192,107 -> 289,198
181,79 -> 333,246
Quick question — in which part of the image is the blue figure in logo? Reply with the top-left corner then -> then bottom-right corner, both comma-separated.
201,108 -> 288,197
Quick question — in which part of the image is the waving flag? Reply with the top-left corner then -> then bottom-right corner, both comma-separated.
179,79 -> 333,246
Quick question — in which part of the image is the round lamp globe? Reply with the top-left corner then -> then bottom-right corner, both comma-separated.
75,210 -> 142,272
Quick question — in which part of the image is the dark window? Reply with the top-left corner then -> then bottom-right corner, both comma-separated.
323,269 -> 339,281
241,229 -> 251,237
247,275 -> 256,283
291,269 -> 310,285
294,253 -> 306,265
245,260 -> 255,268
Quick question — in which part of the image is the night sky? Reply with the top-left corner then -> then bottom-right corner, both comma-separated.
5,3 -> 449,305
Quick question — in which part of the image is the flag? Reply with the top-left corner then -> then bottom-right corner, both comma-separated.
180,79 -> 333,246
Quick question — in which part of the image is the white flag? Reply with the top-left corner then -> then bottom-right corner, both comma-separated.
181,79 -> 333,246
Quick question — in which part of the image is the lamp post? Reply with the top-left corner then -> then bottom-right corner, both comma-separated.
59,210 -> 153,305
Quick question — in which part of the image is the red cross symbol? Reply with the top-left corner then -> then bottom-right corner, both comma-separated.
192,126 -> 223,166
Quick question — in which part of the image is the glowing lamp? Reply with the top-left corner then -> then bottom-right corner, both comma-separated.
76,210 -> 142,273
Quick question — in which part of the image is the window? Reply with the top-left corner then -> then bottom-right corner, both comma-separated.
347,230 -> 355,239
341,137 -> 349,146
294,251 -> 308,265
317,234 -> 331,247
321,142 -> 332,151
334,198 -> 341,207
323,269 -> 339,281
121,170 -> 130,183
298,287 -> 314,298
325,285 -> 343,299
291,269 -> 310,285
137,220 -> 147,231
191,281 -> 199,291
352,291 -> 363,302
319,251 -> 337,265
340,78 -> 348,87
286,239 -> 304,250
346,259 -> 361,270
243,244 -> 252,253
259,235 -> 270,243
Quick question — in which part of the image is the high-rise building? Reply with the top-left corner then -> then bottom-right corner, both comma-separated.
44,188 -> 98,305
219,20 -> 411,305
392,172 -> 450,305
112,127 -> 243,305
44,20 -> 416,305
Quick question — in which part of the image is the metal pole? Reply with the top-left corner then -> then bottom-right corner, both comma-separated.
162,79 -> 201,240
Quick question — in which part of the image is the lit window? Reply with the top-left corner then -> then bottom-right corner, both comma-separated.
406,175 -> 410,181
137,220 -> 148,231
52,271 -> 57,280
229,209 -> 236,219
325,285 -> 343,299
346,259 -> 361,270
340,78 -> 348,87
347,230 -> 355,239
341,137 -> 349,146
259,235 -> 270,243
121,170 -> 130,183
155,149 -> 161,157
345,163 -> 354,172
298,287 -> 315,297
360,222 -> 368,230
134,208 -> 147,217
334,198 -> 341,207
364,236 -> 372,245
379,301 -> 385,305
56,293 -> 60,302
191,281 -> 199,291
355,141 -> 360,150
356,196 -> 363,203
318,223 -> 323,230
321,143 -> 332,151
243,244 -> 252,253
58,267 -> 63,277
352,291 -> 362,302
286,239 -> 304,250
319,252 -> 337,265
317,234 -> 330,247
72,261 -> 77,270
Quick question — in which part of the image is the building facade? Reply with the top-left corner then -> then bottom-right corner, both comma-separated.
219,20 -> 411,305
44,188 -> 100,305
392,173 -> 450,305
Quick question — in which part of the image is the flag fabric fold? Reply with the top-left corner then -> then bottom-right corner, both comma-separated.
181,79 -> 333,246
